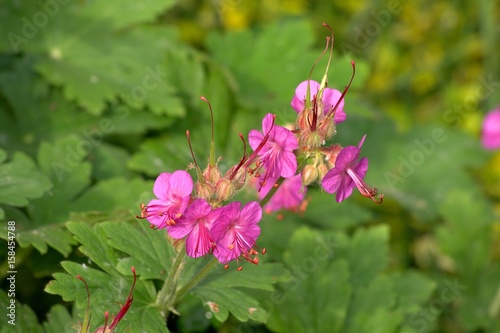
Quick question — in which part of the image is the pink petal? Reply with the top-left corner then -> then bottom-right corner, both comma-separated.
321,168 -> 343,194
169,170 -> 193,198
357,135 -> 367,149
239,201 -> 262,226
248,129 -> 264,151
153,172 -> 171,199
291,80 -> 320,112
185,222 -> 212,258
482,109 -> 500,150
335,176 -> 354,203
353,157 -> 369,179
144,199 -> 168,228
334,109 -> 347,124
279,152 -> 297,178
334,146 -> 360,170
261,113 -> 275,134
322,88 -> 344,113
273,127 -> 298,151
166,216 -> 194,239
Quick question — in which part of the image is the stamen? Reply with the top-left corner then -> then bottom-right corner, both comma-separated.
346,168 -> 384,204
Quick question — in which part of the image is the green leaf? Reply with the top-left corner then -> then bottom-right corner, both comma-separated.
91,143 -> 131,180
338,118 -> 487,221
100,220 -> 175,280
66,222 -> 120,273
268,226 -> 434,333
46,221 -> 169,332
42,305 -> 74,333
267,227 -> 351,333
0,149 -> 51,207
207,20 -> 318,110
46,261 -> 167,333
1,0 -> 184,116
193,262 -> 291,323
302,189 -> 373,230
0,56 -> 98,156
128,135 -> 198,177
17,137 -> 91,255
437,189 -> 494,277
0,290 -> 43,333
68,177 -> 153,220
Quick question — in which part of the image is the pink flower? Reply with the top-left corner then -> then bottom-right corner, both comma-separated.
142,171 -> 193,229
291,80 -> 346,124
258,175 -> 306,213
248,113 -> 298,180
168,199 -> 222,258
481,109 -> 500,150
211,201 -> 262,264
322,135 -> 381,203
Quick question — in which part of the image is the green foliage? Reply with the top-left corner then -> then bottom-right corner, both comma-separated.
0,1 -> 498,332
267,226 -> 436,333
0,148 -> 51,220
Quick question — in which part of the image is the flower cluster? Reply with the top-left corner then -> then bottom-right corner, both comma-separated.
139,23 -> 382,268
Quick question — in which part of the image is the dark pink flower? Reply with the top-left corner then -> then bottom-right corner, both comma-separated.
168,199 -> 221,258
322,135 -> 381,203
258,175 -> 306,213
291,80 -> 346,123
248,113 -> 298,180
481,109 -> 500,150
142,171 -> 193,229
211,201 -> 262,264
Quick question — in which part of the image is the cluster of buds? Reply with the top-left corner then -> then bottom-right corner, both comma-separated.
138,22 -> 382,269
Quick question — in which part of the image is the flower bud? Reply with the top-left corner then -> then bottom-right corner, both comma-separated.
195,180 -> 215,200
225,165 -> 247,190
299,130 -> 322,149
296,107 -> 314,131
317,118 -> 336,141
301,164 -> 319,186
216,178 -> 235,202
318,163 -> 329,181
203,164 -> 222,185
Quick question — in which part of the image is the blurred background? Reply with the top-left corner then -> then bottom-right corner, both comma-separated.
0,0 -> 499,332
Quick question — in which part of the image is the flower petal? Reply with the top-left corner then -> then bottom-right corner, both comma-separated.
321,168 -> 343,194
248,129 -> 264,151
169,170 -> 193,198
279,151 -> 297,178
153,172 -> 171,199
291,80 -> 320,112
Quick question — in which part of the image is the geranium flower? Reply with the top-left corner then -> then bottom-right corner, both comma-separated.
141,171 -> 193,229
321,135 -> 382,203
168,199 -> 221,258
211,201 -> 262,264
481,108 -> 500,150
248,113 -> 298,180
291,80 -> 346,124
258,175 -> 306,213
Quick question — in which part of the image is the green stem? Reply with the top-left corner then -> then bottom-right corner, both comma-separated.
175,257 -> 218,301
259,177 -> 285,208
156,242 -> 187,311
